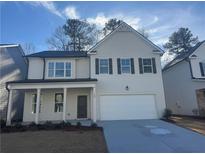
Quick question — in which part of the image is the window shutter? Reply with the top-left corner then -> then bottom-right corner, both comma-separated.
109,58 -> 113,74
95,58 -> 99,74
117,58 -> 121,74
131,58 -> 135,74
152,58 -> 157,74
199,62 -> 205,76
138,58 -> 143,74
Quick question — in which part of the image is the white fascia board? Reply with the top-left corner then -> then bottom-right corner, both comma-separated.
8,82 -> 96,90
0,44 -> 19,48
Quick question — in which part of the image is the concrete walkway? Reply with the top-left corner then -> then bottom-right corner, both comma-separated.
98,120 -> 205,153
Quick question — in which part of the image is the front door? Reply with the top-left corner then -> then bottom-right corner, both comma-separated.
77,96 -> 87,119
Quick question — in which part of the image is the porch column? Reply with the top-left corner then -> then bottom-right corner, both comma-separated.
63,88 -> 67,121
6,89 -> 13,126
35,88 -> 41,124
92,87 -> 97,122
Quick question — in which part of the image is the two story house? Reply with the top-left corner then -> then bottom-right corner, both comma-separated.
163,41 -> 205,117
6,22 -> 166,125
0,44 -> 27,121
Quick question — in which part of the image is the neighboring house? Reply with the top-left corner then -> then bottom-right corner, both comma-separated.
163,41 -> 205,117
6,22 -> 166,125
0,44 -> 27,121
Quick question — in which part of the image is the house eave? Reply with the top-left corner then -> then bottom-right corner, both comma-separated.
6,78 -> 98,90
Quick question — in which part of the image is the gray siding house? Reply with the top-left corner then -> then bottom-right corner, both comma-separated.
163,41 -> 205,117
0,44 -> 27,121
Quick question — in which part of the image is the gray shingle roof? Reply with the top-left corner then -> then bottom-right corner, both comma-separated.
25,50 -> 88,58
163,40 -> 205,71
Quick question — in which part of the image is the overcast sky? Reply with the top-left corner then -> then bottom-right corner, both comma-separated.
1,1 -> 205,51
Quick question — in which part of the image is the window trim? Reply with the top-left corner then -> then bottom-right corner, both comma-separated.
54,93 -> 64,113
121,58 -> 131,74
142,58 -> 153,73
99,59 -> 109,74
46,60 -> 72,79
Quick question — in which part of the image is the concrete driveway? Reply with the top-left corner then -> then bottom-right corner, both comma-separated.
98,120 -> 205,153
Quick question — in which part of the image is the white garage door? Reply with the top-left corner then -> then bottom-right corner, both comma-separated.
100,95 -> 158,120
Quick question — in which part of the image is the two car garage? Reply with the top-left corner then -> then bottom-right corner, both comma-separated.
99,95 -> 158,120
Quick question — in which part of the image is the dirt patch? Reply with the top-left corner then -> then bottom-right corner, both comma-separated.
168,116 -> 205,135
0,130 -> 108,153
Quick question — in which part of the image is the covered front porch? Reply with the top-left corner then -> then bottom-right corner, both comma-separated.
6,79 -> 97,125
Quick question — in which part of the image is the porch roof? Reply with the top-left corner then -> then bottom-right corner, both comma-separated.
6,78 -> 97,90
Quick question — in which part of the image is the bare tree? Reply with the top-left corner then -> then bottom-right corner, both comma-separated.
22,43 -> 36,54
63,19 -> 96,51
46,26 -> 69,51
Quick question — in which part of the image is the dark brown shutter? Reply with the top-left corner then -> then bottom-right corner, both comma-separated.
138,58 -> 143,74
152,58 -> 157,74
131,58 -> 135,74
199,62 -> 205,76
95,58 -> 99,74
109,58 -> 113,74
117,58 -> 121,74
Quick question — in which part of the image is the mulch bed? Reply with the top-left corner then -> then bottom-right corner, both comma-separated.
1,122 -> 102,133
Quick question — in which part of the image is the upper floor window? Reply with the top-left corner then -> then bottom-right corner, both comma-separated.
117,58 -> 134,74
143,59 -> 152,73
48,61 -> 71,78
121,59 -> 131,73
138,58 -> 157,74
95,58 -> 113,74
99,59 -> 109,74
199,62 -> 205,76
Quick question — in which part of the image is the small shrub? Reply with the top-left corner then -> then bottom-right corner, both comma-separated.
91,122 -> 98,128
76,122 -> 81,127
192,109 -> 199,116
29,122 -> 36,127
0,119 -> 6,128
65,121 -> 71,127
45,121 -> 52,125
199,108 -> 205,117
57,121 -> 70,129
44,121 -> 54,129
163,109 -> 172,119
14,123 -> 22,129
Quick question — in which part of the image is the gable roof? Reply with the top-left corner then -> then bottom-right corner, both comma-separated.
25,50 -> 88,58
88,21 -> 163,54
163,40 -> 205,71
